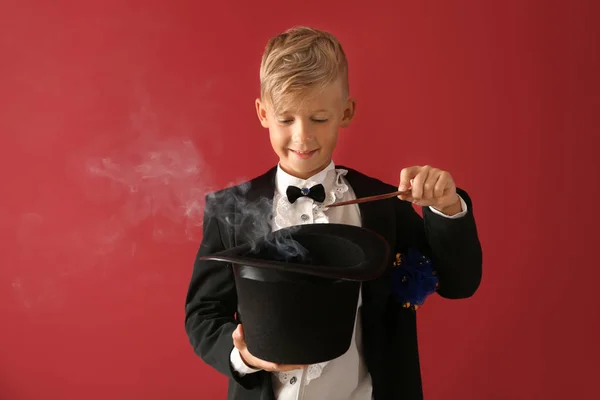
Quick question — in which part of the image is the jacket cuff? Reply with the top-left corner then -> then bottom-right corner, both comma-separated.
428,194 -> 468,219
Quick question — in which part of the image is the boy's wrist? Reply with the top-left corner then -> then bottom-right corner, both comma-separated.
230,347 -> 262,375
432,194 -> 462,216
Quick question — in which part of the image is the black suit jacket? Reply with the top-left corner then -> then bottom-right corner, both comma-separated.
184,166 -> 482,400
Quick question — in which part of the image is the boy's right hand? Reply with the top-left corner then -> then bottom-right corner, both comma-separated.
232,324 -> 308,372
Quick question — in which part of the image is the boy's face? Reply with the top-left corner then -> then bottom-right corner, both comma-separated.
256,80 -> 355,180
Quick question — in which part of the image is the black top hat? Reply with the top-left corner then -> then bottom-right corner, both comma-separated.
199,223 -> 390,365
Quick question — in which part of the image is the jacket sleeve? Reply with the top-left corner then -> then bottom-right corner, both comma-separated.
395,188 -> 483,299
184,195 -> 263,389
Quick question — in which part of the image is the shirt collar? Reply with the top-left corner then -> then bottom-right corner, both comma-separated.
275,161 -> 336,196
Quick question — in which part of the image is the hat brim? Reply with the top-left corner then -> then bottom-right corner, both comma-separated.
199,223 -> 390,281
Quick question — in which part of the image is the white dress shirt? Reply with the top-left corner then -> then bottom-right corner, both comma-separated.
230,161 -> 467,400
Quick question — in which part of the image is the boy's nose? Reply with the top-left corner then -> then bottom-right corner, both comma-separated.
291,122 -> 315,143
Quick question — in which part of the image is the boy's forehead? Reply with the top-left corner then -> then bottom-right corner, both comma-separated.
271,83 -> 344,114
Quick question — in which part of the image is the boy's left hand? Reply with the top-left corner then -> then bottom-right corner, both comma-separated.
398,165 -> 462,216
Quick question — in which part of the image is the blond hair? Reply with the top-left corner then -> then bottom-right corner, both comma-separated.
259,26 -> 349,111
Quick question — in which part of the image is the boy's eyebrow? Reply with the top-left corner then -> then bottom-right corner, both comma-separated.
276,108 -> 330,116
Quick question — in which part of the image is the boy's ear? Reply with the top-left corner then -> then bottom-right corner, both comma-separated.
255,98 -> 270,128
340,97 -> 356,128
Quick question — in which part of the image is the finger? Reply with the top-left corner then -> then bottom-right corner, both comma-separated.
398,178 -> 414,201
411,166 -> 430,201
398,193 -> 413,202
434,171 -> 453,199
273,364 -> 309,372
423,169 -> 440,202
258,361 -> 280,372
239,356 -> 308,372
433,171 -> 449,198
237,344 -> 267,371
399,167 -> 420,191
398,190 -> 413,201
254,361 -> 294,372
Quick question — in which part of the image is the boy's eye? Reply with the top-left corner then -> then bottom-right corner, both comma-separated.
277,118 -> 328,124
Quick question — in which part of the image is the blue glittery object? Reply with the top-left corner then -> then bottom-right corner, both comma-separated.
392,248 -> 439,306
301,187 -> 310,195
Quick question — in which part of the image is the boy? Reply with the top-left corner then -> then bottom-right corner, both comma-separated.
185,26 -> 482,400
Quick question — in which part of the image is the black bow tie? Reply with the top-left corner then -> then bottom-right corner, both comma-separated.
286,184 -> 326,204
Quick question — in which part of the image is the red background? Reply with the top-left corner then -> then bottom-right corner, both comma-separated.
1,1 -> 598,399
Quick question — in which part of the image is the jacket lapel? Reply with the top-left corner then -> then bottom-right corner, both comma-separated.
342,167 -> 396,249
245,166 -> 278,204
233,166 -> 277,247
341,167 -> 396,300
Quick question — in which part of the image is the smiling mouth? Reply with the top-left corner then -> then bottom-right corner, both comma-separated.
290,149 -> 317,154
289,149 -> 318,159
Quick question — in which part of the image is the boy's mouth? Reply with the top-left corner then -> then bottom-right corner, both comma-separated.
289,149 -> 318,159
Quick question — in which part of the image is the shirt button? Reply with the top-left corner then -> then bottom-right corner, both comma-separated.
300,214 -> 309,222
290,376 -> 297,385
